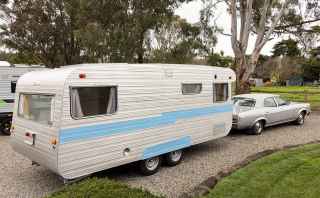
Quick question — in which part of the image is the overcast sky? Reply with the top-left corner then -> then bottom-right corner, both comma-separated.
175,0 -> 282,57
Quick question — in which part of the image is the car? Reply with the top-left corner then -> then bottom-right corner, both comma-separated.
232,93 -> 311,135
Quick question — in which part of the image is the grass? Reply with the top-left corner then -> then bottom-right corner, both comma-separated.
251,86 -> 320,109
46,178 -> 162,198
204,144 -> 320,198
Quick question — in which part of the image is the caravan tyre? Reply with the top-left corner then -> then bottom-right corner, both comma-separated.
1,118 -> 12,135
139,156 -> 161,176
164,150 -> 183,166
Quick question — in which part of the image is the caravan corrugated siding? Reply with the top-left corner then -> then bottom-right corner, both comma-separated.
58,64 -> 234,179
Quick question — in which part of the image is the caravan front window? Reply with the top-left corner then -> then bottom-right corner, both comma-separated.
213,83 -> 229,102
18,94 -> 54,125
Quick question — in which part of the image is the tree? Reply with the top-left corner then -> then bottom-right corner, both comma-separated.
207,51 -> 233,67
151,15 -> 208,64
205,0 -> 320,93
1,0 -> 188,67
302,46 -> 320,82
272,39 -> 301,57
0,0 -> 86,67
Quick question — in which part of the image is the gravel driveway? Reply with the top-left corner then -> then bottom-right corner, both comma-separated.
1,113 -> 320,198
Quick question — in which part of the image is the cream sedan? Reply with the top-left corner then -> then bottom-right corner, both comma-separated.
232,94 -> 311,135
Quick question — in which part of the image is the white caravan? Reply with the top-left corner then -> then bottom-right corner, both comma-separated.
10,63 -> 235,180
0,61 -> 46,135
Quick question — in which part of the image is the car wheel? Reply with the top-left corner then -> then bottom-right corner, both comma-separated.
1,118 -> 12,136
250,120 -> 264,135
164,150 -> 183,166
295,112 -> 305,125
139,156 -> 161,176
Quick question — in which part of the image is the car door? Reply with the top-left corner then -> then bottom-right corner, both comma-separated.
263,97 -> 280,124
274,96 -> 293,122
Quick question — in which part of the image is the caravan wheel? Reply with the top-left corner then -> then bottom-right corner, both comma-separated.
1,118 -> 12,135
139,156 -> 161,176
164,150 -> 183,166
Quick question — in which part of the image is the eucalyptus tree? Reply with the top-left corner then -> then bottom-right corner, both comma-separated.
204,0 -> 320,93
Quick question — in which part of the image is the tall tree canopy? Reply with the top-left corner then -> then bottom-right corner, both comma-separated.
205,0 -> 320,93
272,39 -> 301,57
0,0 -> 191,67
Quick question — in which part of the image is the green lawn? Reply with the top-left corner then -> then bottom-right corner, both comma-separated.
47,178 -> 162,198
204,144 -> 320,198
251,86 -> 320,109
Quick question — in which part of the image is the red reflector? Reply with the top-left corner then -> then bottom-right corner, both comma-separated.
79,73 -> 86,79
25,132 -> 31,137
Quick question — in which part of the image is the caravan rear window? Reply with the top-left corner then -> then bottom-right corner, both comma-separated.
18,94 -> 54,125
71,86 -> 118,119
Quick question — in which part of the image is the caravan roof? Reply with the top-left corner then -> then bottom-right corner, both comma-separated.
18,63 -> 236,88
0,61 -> 12,67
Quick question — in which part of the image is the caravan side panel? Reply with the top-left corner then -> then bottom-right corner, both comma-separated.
57,64 -> 234,179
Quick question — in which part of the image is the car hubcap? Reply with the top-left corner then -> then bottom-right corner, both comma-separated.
255,122 -> 262,133
145,157 -> 159,171
298,115 -> 304,124
170,150 -> 182,162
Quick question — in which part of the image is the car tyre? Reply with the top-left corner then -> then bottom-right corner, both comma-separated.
139,156 -> 161,176
250,120 -> 264,135
295,112 -> 305,125
1,118 -> 12,136
164,150 -> 183,166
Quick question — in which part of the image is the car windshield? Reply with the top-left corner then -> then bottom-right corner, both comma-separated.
18,94 -> 54,126
233,97 -> 256,107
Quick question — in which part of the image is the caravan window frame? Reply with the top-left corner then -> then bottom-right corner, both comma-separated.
213,83 -> 229,103
69,85 -> 119,120
181,83 -> 203,95
17,93 -> 55,126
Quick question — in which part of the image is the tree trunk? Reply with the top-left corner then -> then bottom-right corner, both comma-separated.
235,56 -> 251,94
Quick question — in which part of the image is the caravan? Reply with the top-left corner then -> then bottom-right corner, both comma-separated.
0,61 -> 46,135
10,63 -> 235,180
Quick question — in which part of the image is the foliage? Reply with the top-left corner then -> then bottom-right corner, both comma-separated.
302,58 -> 320,82
0,0 -> 190,67
0,51 -> 40,65
207,52 -> 233,67
150,13 -> 218,64
272,39 -> 301,57
204,143 -> 320,198
47,178 -> 162,198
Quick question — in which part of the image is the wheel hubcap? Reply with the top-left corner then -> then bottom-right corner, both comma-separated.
255,122 -> 262,133
146,157 -> 159,171
298,115 -> 304,124
170,150 -> 182,162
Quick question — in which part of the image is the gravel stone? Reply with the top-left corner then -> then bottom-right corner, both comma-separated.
1,113 -> 320,198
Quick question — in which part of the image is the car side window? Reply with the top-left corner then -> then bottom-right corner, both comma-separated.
275,96 -> 287,106
264,97 -> 277,107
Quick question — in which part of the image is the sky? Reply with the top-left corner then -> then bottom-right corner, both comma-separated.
175,0 -> 282,57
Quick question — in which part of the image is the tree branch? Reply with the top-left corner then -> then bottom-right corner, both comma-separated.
230,0 -> 241,57
275,18 -> 320,30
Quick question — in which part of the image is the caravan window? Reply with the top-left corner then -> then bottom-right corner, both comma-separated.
182,84 -> 202,95
11,81 -> 17,93
71,86 -> 118,119
18,94 -> 54,126
214,83 -> 229,102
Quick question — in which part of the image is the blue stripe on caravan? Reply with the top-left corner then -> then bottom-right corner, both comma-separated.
142,136 -> 192,160
60,104 -> 233,144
